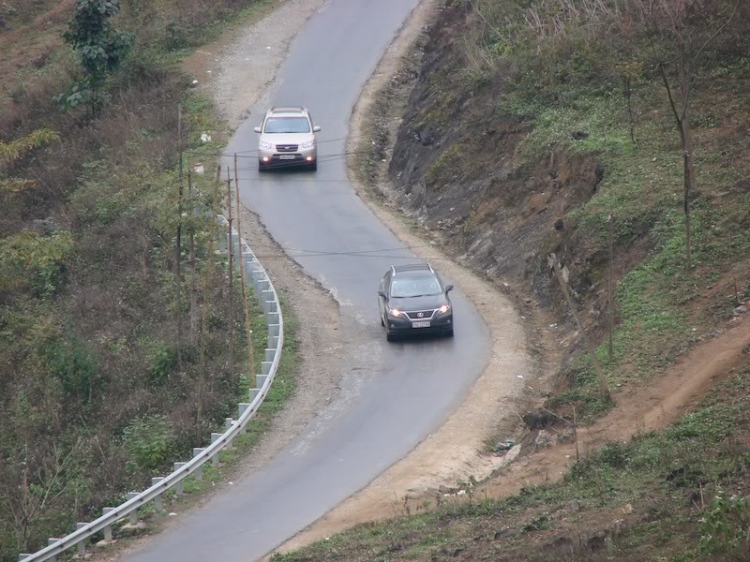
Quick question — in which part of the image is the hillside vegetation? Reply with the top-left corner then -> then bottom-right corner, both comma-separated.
374,0 -> 750,416
279,0 -> 750,559
0,1 -> 280,559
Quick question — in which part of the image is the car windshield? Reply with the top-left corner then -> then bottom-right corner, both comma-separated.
263,117 -> 310,133
390,277 -> 442,298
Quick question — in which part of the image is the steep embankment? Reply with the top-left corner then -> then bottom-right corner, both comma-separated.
370,0 -> 750,418
271,0 -> 750,560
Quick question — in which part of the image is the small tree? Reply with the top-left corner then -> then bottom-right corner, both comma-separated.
625,0 -> 740,270
62,0 -> 133,110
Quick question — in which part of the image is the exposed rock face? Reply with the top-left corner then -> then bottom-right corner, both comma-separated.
384,2 -> 604,319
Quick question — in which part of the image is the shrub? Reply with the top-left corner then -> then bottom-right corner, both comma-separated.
122,414 -> 175,472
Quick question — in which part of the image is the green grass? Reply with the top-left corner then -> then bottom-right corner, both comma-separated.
273,367 -> 750,561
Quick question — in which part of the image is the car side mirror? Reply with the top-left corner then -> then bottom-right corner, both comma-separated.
377,290 -> 386,298
445,284 -> 454,293
313,125 -> 321,132
254,126 -> 261,133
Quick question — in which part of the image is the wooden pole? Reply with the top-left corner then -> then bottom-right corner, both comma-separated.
226,168 -> 235,377
608,214 -> 615,363
176,104 -> 184,364
551,256 -> 612,402
188,160 -> 198,346
234,153 -> 255,382
197,165 -> 221,438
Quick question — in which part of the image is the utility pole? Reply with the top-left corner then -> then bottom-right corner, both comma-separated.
608,214 -> 615,363
198,165 -> 222,438
176,104 -> 184,365
188,159 -> 198,346
235,153 -> 255,381
226,167 -> 235,377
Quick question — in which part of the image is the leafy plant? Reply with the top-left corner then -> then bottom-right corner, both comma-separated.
62,0 -> 133,105
122,415 -> 175,472
0,231 -> 74,296
700,493 -> 750,556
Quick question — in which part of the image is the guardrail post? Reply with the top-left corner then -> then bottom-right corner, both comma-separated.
46,538 -> 59,562
225,418 -> 235,449
250,389 -> 259,401
256,279 -> 270,294
151,478 -> 165,511
264,348 -> 275,362
18,555 -> 31,560
267,311 -> 280,326
210,433 -> 222,465
238,403 -> 250,433
261,361 -> 272,375
193,448 -> 205,480
256,374 -> 268,388
262,291 -> 274,313
126,493 -> 139,524
173,463 -> 186,495
102,508 -> 115,541
75,523 -> 87,556
268,324 -> 280,348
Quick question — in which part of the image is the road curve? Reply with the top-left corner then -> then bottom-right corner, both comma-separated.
126,1 -> 490,560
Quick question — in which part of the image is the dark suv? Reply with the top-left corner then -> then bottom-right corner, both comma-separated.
377,263 -> 454,342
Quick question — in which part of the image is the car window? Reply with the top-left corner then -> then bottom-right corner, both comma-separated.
390,276 -> 442,298
264,117 -> 311,133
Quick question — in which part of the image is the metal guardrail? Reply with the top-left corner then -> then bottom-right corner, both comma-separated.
20,218 -> 284,561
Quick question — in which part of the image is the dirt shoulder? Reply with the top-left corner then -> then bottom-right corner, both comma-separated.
277,0 -> 548,552
275,0 -> 750,553
183,0 -> 330,128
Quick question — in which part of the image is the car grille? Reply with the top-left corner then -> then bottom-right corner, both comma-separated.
276,144 -> 299,152
405,310 -> 436,320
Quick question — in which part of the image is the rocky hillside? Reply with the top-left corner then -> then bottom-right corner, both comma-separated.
379,0 -> 750,412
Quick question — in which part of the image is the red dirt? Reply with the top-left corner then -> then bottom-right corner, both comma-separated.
483,312 -> 750,498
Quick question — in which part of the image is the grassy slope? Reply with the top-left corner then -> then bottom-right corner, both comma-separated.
273,367 -> 750,562
0,1 -> 293,559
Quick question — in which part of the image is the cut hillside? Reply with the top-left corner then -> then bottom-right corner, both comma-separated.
365,0 -> 750,419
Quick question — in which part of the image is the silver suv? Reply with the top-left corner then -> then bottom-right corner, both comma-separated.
254,106 -> 320,171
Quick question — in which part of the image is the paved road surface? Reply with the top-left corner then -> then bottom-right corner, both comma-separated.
127,1 -> 490,560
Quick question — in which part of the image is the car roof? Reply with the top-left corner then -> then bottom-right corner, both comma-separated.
390,263 -> 436,277
267,106 -> 309,117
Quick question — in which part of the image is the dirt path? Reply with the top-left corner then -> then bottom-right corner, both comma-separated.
483,313 -> 750,498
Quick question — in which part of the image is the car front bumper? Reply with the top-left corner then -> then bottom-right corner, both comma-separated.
259,146 -> 317,167
385,312 -> 453,335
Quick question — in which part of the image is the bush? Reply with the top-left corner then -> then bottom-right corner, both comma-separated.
122,414 -> 175,472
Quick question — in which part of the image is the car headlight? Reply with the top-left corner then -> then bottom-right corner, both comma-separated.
388,308 -> 403,318
301,140 -> 315,149
438,304 -> 450,314
259,141 -> 273,150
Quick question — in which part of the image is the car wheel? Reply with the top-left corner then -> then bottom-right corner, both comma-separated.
258,161 -> 267,172
386,331 -> 396,342
445,327 -> 454,338
308,161 -> 317,172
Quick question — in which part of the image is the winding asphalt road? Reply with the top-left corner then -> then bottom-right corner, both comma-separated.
127,1 -> 490,560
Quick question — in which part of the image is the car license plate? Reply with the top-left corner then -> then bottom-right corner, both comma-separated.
279,155 -> 296,160
413,321 -> 431,328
